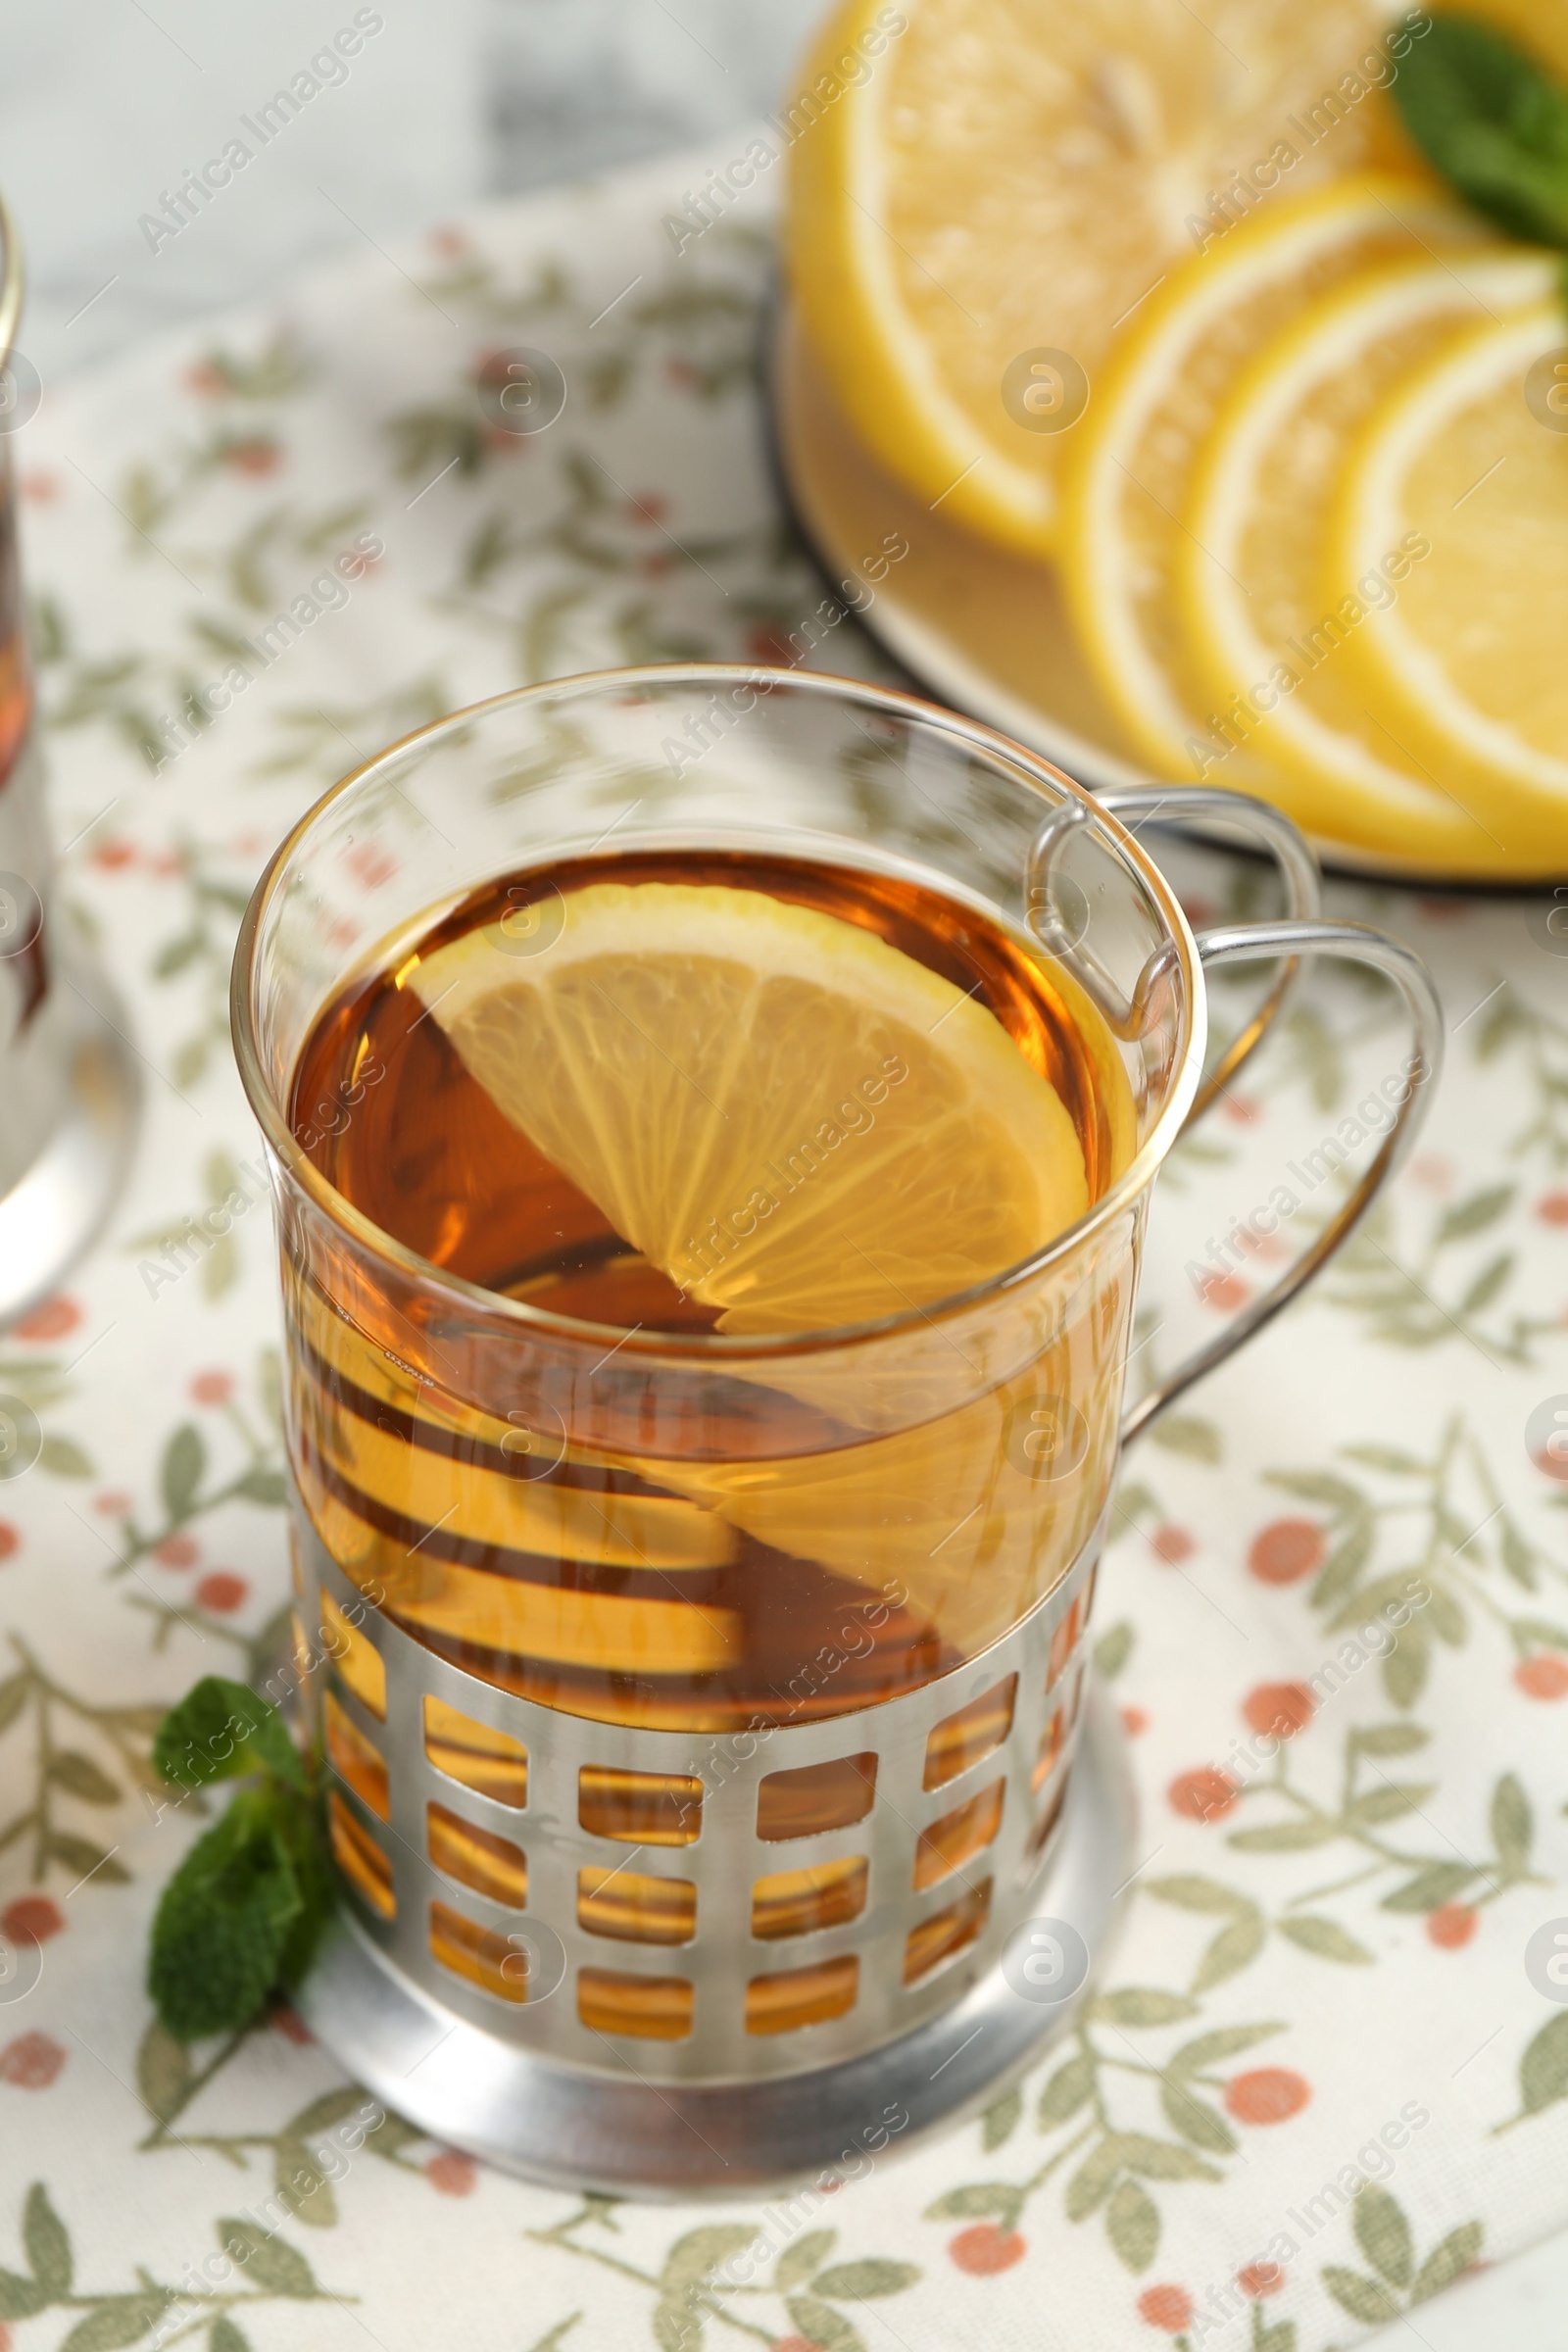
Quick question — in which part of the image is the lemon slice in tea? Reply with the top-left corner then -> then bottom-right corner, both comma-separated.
408,879 -> 1089,1335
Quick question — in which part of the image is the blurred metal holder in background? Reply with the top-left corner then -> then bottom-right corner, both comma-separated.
0,200 -> 137,1330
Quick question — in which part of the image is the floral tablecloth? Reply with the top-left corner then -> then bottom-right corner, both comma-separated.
3,147 -> 1568,2352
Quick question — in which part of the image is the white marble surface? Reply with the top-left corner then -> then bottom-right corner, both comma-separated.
0,0 -> 824,380
4,7 -> 1567,2343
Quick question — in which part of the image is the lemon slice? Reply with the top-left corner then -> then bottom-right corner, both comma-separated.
408,880 -> 1087,1336
1056,174 -> 1478,792
785,0 -> 1411,557
1179,251 -> 1567,873
1327,303 -> 1568,811
663,1348 -> 1119,1658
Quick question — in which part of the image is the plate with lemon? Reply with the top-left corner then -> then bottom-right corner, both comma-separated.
775,0 -> 1568,881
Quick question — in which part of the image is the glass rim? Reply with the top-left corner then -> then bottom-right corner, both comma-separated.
231,662 -> 1207,1361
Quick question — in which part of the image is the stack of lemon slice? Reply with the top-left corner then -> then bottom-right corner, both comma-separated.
783,0 -> 1568,877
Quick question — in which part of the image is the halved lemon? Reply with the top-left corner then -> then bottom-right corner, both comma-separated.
785,0 -> 1412,556
1179,251 -> 1567,873
1328,303 -> 1568,810
1056,174 -> 1479,798
408,880 -> 1088,1335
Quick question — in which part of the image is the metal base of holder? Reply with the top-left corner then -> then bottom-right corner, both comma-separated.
297,1678 -> 1136,2196
0,958 -> 139,1330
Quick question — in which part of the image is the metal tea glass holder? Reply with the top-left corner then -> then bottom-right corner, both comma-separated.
232,669 -> 1442,2193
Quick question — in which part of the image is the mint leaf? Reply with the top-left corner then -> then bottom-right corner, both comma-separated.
146,1671 -> 330,2041
1394,14 -> 1568,248
147,1789 -> 303,2040
153,1676 -> 305,1794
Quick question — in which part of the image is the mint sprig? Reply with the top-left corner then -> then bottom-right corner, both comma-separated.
1394,13 -> 1568,251
152,1674 -> 307,1796
147,1676 -> 332,2041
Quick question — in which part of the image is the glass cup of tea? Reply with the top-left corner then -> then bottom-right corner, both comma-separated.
0,194 -> 137,1327
232,666 -> 1441,2188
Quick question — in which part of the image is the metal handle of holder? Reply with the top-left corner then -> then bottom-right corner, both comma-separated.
1119,918 -> 1445,1446
1028,783 -> 1323,1122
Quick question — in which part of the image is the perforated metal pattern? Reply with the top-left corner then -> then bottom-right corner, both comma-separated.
295,1511 -> 1102,2085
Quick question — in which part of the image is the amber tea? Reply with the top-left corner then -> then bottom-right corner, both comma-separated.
285,845 -> 1137,1801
